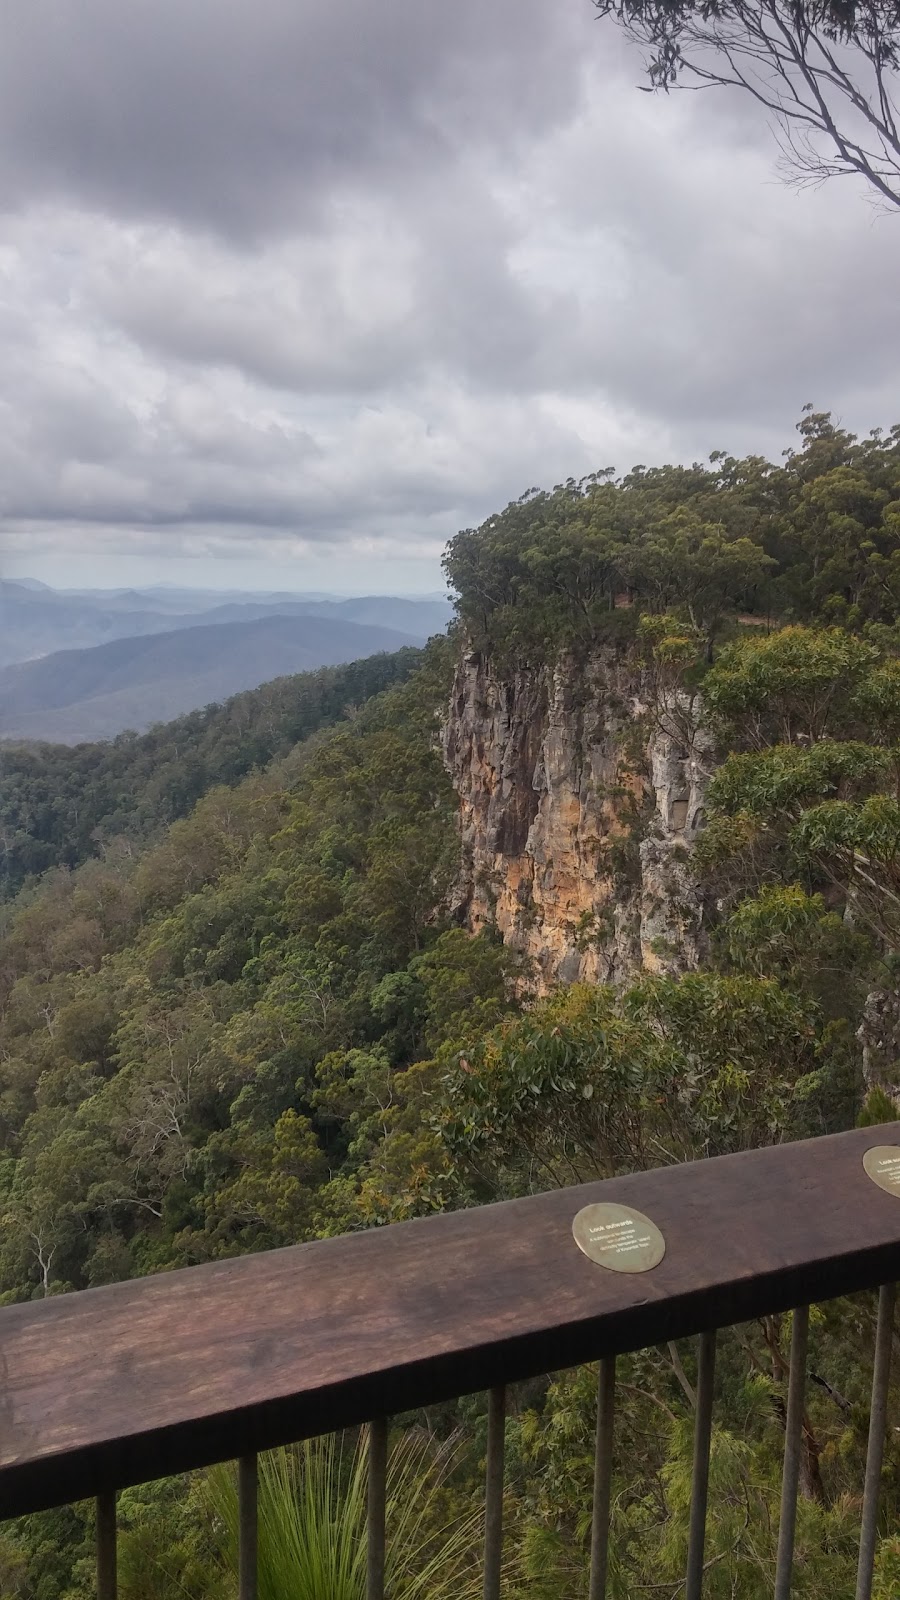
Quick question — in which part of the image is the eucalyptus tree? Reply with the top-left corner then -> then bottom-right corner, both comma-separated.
593,0 -> 900,208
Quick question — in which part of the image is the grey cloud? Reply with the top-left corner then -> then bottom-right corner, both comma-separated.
0,0 -> 584,241
83,160 -> 564,401
503,75 -> 900,436
0,0 -> 897,588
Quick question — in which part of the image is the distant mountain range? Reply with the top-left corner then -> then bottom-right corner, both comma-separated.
0,580 -> 453,743
0,579 -> 452,668
0,612 -> 430,743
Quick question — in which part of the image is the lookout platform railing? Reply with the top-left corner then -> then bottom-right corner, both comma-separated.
2,1123 -> 900,1600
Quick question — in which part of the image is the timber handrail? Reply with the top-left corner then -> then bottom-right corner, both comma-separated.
2,1122 -> 900,1519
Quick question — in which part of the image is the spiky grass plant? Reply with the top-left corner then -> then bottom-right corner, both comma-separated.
207,1427 -> 484,1600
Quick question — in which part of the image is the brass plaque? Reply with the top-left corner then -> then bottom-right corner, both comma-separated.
863,1145 -> 900,1197
572,1202 -> 666,1274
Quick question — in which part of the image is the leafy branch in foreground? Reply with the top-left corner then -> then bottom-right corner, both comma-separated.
207,1430 -> 485,1600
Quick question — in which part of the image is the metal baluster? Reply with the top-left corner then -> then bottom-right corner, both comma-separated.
367,1418 -> 388,1600
96,1490 -> 117,1600
483,1386 -> 506,1600
588,1356 -> 617,1600
774,1305 -> 810,1600
684,1330 -> 717,1600
856,1282 -> 896,1600
238,1454 -> 259,1600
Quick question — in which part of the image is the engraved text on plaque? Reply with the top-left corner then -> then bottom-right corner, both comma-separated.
572,1201 -> 665,1274
863,1146 -> 900,1197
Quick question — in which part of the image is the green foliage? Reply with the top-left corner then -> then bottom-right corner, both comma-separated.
444,410 -> 900,667
718,885 -> 871,1033
0,640 -> 525,1293
707,741 -> 889,820
207,1432 -> 483,1600
6,410 -> 900,1592
622,514 -> 774,651
703,625 -> 879,743
698,623 -> 900,953
510,1294 -> 900,1598
858,1086 -> 900,1127
115,1478 -> 224,1600
0,647 -> 423,903
438,973 -> 844,1195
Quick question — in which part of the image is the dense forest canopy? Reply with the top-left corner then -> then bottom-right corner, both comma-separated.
0,647 -> 423,904
3,408 -> 900,1596
445,406 -> 900,659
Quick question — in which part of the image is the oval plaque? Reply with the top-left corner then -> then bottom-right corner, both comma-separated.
572,1201 -> 666,1274
863,1145 -> 900,1197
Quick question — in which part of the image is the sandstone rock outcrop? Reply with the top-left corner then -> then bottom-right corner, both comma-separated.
443,648 -> 711,993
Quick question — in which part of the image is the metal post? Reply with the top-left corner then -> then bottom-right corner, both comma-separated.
684,1330 -> 717,1600
588,1356 -> 617,1600
96,1491 -> 117,1600
483,1386 -> 506,1600
774,1305 -> 810,1600
856,1282 -> 896,1600
238,1453 -> 259,1600
367,1418 -> 388,1600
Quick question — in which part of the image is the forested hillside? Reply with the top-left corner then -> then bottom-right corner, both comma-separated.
3,410 -> 900,1597
445,405 -> 900,659
0,648 -> 422,901
0,614 -> 424,744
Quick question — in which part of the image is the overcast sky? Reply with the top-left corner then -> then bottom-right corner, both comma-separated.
0,0 -> 897,594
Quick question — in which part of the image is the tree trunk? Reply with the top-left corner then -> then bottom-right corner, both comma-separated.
857,987 -> 900,1102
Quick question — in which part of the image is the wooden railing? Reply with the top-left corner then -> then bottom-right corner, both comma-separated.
2,1123 -> 900,1599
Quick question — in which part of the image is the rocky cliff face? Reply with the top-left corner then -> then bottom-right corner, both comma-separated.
443,648 -> 711,993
